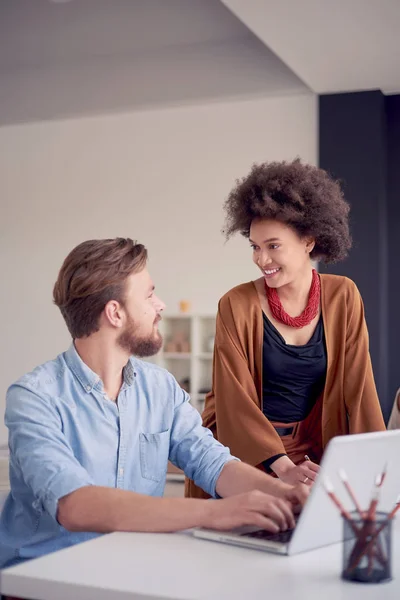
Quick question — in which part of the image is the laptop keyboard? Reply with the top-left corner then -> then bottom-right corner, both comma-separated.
240,528 -> 294,544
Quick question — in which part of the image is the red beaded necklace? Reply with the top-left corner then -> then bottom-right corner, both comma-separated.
264,269 -> 320,329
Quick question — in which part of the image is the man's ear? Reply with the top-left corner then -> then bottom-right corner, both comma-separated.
104,300 -> 124,329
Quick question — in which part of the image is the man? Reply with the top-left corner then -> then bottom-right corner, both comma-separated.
0,238 -> 308,569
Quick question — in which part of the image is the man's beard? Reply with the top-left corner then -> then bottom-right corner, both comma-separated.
117,315 -> 163,357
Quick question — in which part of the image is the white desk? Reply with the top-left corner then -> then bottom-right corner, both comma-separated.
1,522 -> 400,600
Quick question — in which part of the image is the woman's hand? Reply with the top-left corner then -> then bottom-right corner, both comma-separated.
271,455 -> 319,486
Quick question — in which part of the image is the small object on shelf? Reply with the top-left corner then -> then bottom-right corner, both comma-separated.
179,377 -> 190,392
165,340 -> 178,352
179,300 -> 191,313
165,331 -> 190,353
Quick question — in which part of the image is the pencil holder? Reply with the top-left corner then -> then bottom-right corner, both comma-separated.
342,511 -> 392,583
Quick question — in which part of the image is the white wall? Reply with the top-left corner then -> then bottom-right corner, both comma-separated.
0,93 -> 317,443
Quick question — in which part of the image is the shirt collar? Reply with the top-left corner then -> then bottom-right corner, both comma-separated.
64,343 -> 135,393
122,360 -> 135,386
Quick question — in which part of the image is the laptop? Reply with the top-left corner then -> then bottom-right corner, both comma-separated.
193,430 -> 400,555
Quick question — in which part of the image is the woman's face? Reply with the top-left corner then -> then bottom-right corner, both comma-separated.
249,219 -> 315,289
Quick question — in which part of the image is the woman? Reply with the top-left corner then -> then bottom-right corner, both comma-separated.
186,159 -> 385,499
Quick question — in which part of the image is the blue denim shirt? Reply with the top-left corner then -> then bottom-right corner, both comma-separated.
0,345 -> 236,568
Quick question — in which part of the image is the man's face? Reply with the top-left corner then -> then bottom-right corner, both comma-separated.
117,268 -> 165,357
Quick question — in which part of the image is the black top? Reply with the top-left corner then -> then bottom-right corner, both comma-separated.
262,313 -> 327,424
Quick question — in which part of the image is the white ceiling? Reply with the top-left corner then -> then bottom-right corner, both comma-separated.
1,0 -> 399,126
0,0 -> 309,125
0,0 -> 254,71
222,0 -> 400,94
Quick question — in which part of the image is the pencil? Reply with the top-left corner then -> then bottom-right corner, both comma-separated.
323,477 -> 359,534
338,469 -> 364,518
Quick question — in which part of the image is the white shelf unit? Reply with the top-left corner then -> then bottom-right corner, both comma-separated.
146,314 -> 216,414
144,314 -> 216,483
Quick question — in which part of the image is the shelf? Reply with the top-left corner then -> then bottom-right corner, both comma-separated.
162,314 -> 215,319
191,392 -> 209,401
150,315 -> 216,415
166,473 -> 185,483
166,462 -> 185,483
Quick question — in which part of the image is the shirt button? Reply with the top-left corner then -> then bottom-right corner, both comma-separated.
86,385 -> 91,392
119,468 -> 124,476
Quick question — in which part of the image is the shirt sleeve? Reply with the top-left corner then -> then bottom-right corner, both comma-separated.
262,453 -> 287,473
167,379 -> 239,498
5,383 -> 94,521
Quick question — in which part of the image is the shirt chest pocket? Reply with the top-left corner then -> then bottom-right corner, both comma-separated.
139,429 -> 170,482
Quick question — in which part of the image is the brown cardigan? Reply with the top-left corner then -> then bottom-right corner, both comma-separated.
186,274 -> 386,498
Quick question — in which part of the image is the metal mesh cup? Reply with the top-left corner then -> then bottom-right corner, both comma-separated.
342,511 -> 392,584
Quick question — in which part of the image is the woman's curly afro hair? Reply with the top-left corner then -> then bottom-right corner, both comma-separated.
223,159 -> 352,264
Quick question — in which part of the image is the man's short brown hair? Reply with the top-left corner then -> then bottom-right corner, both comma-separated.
53,238 -> 147,339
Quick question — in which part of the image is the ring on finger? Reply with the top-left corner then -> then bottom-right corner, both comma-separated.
303,476 -> 309,484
